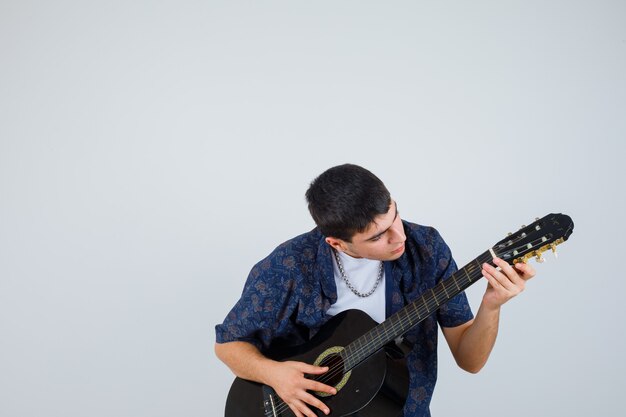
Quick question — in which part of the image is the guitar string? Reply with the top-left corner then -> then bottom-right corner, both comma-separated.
267,238 -> 545,416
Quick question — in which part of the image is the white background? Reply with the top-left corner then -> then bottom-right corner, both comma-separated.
1,1 -> 624,416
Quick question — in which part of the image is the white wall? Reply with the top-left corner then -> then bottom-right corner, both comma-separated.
1,1 -> 624,416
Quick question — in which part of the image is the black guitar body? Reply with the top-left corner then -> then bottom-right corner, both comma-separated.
225,309 -> 409,417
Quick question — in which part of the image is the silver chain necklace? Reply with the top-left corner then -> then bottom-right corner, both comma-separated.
332,249 -> 383,298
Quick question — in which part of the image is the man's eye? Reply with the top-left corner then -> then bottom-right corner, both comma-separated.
371,235 -> 382,242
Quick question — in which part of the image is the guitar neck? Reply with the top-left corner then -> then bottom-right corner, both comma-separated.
341,250 -> 494,370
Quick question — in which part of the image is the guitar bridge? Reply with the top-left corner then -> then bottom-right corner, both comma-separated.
262,385 -> 279,417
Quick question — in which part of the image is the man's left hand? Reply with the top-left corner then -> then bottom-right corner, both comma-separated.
481,257 -> 536,309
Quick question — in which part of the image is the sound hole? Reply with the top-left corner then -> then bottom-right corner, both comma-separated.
311,346 -> 352,396
317,353 -> 345,387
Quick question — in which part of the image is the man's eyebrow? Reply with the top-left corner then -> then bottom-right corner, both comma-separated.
365,201 -> 398,241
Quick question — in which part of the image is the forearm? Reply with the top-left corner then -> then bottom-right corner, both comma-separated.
214,341 -> 276,385
451,258 -> 534,373
453,301 -> 501,373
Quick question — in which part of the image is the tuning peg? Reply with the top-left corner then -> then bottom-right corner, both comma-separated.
521,225 -> 526,229
535,217 -> 540,221
551,244 -> 558,259
535,254 -> 545,263
507,232 -> 513,236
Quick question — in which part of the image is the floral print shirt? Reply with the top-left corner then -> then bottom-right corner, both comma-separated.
215,220 -> 474,416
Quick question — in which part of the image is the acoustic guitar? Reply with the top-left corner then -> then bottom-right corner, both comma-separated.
225,213 -> 574,417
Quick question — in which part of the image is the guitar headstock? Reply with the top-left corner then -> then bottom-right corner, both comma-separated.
492,213 -> 574,264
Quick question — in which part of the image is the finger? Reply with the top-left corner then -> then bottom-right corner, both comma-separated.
514,262 -> 536,280
492,258 -> 526,288
482,263 -> 517,291
301,392 -> 331,415
482,268 -> 504,290
287,401 -> 305,417
300,364 -> 330,375
290,399 -> 318,417
307,379 -> 337,396
492,258 -> 518,279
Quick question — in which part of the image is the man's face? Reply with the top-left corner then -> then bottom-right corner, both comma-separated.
328,200 -> 407,261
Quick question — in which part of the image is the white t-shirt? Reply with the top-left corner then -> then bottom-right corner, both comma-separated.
325,250 -> 386,323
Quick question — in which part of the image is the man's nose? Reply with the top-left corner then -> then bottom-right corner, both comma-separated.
389,223 -> 406,243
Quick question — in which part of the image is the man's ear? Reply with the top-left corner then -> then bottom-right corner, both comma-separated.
325,236 -> 348,252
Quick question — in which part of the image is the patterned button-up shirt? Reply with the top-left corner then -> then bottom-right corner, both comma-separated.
215,220 -> 474,417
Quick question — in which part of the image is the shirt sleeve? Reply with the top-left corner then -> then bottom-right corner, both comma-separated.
214,256 -> 295,350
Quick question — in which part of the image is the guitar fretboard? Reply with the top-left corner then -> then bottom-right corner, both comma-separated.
341,250 -> 494,370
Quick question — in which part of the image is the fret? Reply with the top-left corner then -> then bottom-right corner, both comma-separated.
452,274 -> 461,290
421,293 -> 430,314
474,259 -> 483,273
366,328 -> 377,350
405,305 -> 414,326
430,288 -> 439,307
379,322 -> 389,343
364,329 -> 373,351
342,344 -> 352,359
388,315 -> 401,337
353,337 -> 363,363
463,267 -> 473,284
355,336 -> 367,364
441,281 -> 450,299
412,300 -> 421,321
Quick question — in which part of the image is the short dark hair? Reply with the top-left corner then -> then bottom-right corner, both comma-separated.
305,164 -> 391,241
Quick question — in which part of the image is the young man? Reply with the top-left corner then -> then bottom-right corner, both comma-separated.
215,164 -> 535,417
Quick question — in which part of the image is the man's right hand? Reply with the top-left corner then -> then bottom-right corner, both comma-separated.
265,360 -> 337,417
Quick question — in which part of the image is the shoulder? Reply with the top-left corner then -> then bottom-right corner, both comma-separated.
249,228 -> 325,279
275,228 -> 324,254
400,220 -> 455,276
271,228 -> 324,264
403,220 -> 450,253
396,220 -> 457,292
